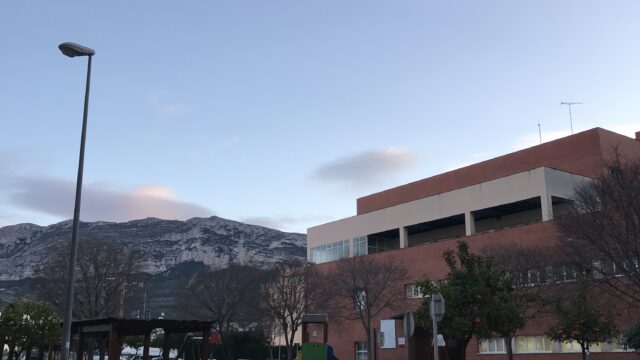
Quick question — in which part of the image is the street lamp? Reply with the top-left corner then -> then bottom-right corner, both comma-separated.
58,41 -> 95,360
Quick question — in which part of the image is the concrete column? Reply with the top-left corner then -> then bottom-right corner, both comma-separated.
541,194 -> 553,221
399,227 -> 408,248
464,212 -> 476,236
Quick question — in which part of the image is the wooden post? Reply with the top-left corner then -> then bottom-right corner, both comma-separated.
302,323 -> 308,343
323,323 -> 328,344
143,331 -> 151,360
108,326 -> 122,360
77,333 -> 85,360
200,329 -> 211,360
99,338 -> 107,360
162,332 -> 171,360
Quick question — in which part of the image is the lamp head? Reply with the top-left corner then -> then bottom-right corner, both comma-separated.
58,42 -> 95,57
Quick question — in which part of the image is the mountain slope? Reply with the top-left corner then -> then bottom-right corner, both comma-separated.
0,216 -> 306,282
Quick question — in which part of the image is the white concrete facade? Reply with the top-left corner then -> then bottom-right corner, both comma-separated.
307,167 -> 591,261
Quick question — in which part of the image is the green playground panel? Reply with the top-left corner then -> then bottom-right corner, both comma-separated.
302,342 -> 327,360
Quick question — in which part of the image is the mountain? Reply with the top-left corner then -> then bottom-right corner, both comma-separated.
0,216 -> 307,313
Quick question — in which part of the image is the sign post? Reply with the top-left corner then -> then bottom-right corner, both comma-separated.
430,294 -> 445,360
403,312 -> 414,360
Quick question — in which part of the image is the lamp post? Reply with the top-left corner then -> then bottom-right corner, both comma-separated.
58,41 -> 95,360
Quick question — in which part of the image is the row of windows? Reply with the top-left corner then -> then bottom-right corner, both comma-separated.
310,236 -> 370,264
309,239 -> 349,264
479,336 -> 630,354
512,259 -> 639,287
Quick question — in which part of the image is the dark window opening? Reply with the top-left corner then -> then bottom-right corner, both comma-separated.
473,197 -> 542,233
407,214 -> 466,247
367,229 -> 399,254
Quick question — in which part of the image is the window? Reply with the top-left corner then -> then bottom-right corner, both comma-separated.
355,342 -> 367,360
527,269 -> 542,285
310,239 -> 349,264
610,340 -> 633,352
405,284 -> 424,299
515,336 -> 551,353
479,338 -> 505,353
355,289 -> 367,311
353,236 -> 367,257
561,341 -> 600,353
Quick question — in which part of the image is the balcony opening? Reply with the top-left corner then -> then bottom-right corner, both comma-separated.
473,197 -> 542,233
407,214 -> 466,247
367,229 -> 400,254
552,196 -> 572,217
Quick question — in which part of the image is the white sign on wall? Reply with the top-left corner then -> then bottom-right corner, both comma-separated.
379,320 -> 397,348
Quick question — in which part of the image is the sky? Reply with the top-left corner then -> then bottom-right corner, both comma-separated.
1,1 -> 639,233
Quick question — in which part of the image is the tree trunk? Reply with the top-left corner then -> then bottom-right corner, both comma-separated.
38,347 -> 45,360
365,326 -> 374,360
505,336 -> 514,360
26,346 -> 33,360
8,346 -> 16,360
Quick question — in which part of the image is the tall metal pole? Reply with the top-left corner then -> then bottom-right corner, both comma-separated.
431,300 -> 439,360
60,54 -> 92,360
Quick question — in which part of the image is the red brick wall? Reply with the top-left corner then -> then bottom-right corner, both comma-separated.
314,221 -> 639,360
357,128 -> 640,215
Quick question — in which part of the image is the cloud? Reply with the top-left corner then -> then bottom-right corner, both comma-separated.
147,92 -> 186,117
8,177 -> 210,222
312,147 -> 420,188
241,214 -> 331,233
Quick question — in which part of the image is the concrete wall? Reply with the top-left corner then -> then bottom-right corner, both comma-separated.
307,167 -> 590,259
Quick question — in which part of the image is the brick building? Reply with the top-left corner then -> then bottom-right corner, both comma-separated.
306,127 -> 640,360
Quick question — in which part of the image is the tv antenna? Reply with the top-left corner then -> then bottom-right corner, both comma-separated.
538,122 -> 542,144
560,102 -> 582,134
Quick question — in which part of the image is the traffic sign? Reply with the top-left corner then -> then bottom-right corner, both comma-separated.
403,312 -> 415,338
430,293 -> 445,322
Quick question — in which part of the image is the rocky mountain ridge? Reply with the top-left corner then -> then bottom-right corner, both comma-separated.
0,216 -> 307,281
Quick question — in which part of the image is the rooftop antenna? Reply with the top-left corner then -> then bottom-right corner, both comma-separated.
560,102 -> 582,134
538,122 -> 542,144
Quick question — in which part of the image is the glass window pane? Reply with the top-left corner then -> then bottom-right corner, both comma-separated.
535,336 -> 543,351
517,337 -> 526,353
526,337 -> 534,351
496,339 -> 504,352
480,340 -> 488,353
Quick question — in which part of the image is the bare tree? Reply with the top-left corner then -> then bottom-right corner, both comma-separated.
260,261 -> 321,360
324,256 -> 408,360
34,239 -> 143,319
181,265 -> 267,360
557,152 -> 640,305
184,265 -> 266,333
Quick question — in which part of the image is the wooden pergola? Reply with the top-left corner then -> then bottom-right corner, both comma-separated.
70,318 -> 213,360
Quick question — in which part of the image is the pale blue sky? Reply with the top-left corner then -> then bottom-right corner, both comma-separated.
1,1 -> 639,232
